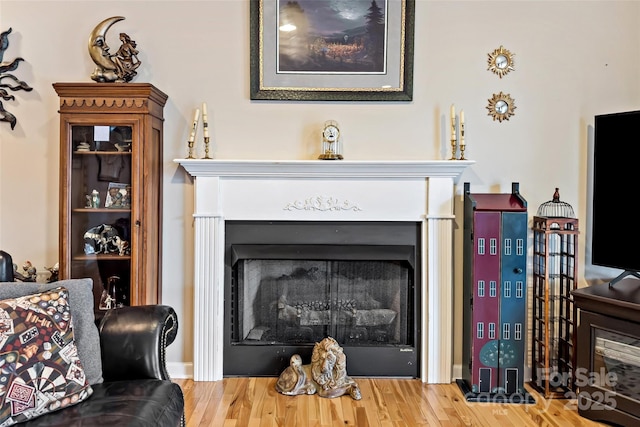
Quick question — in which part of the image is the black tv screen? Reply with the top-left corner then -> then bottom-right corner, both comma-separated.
592,110 -> 640,275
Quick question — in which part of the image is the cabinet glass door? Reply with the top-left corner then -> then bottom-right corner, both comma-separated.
593,328 -> 640,404
70,124 -> 133,308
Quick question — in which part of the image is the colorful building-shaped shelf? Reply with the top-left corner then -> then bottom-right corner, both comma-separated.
457,183 -> 533,403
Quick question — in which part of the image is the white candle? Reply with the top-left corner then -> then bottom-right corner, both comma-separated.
202,102 -> 209,138
188,108 -> 200,143
450,104 -> 456,141
460,109 -> 465,145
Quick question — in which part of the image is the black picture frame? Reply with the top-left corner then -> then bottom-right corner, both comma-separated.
250,0 -> 415,101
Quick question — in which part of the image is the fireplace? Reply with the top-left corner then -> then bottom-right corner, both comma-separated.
175,159 -> 473,382
225,221 -> 420,377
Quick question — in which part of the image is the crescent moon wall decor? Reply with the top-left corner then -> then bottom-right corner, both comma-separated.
89,16 -> 142,83
0,27 -> 33,130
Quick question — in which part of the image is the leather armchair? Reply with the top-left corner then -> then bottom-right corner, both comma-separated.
21,305 -> 185,426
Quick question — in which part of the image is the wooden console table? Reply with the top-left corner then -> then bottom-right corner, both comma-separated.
572,278 -> 640,425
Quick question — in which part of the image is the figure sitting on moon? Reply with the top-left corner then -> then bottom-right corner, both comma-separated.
275,336 -> 362,400
89,16 -> 141,83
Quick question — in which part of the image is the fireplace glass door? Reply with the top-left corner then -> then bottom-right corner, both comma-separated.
235,257 -> 409,346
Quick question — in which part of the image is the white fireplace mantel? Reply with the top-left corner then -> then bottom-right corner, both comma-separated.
175,159 -> 474,383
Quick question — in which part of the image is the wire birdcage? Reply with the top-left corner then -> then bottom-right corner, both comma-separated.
536,188 -> 575,218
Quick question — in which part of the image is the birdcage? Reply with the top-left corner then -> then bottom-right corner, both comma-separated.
536,188 -> 576,219
531,188 -> 579,398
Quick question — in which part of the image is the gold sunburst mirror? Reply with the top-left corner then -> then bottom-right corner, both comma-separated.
487,92 -> 516,122
487,45 -> 515,78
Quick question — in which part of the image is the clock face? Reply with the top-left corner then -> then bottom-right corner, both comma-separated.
323,125 -> 339,143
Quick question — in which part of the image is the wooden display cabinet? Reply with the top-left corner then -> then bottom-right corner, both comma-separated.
53,83 -> 168,309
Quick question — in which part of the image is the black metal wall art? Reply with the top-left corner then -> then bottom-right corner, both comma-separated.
0,28 -> 33,130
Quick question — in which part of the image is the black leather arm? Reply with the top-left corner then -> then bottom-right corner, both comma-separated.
0,250 -> 14,282
94,305 -> 178,382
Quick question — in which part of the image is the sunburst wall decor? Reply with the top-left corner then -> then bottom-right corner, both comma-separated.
487,92 -> 516,122
487,45 -> 515,78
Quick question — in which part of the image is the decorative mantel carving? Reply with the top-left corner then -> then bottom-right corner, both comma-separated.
284,195 -> 361,212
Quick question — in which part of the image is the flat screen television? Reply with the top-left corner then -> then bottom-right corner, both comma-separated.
592,110 -> 640,285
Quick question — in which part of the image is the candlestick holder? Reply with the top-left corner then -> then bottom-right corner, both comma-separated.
203,136 -> 212,159
186,140 -> 195,159
459,127 -> 466,160
449,138 -> 458,160
459,143 -> 466,160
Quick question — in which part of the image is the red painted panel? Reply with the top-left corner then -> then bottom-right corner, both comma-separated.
471,211 -> 502,390
470,193 -> 526,212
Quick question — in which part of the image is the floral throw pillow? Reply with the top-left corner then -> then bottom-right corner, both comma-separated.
0,286 -> 93,425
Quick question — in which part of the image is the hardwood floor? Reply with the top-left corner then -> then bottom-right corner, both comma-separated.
174,378 -> 609,426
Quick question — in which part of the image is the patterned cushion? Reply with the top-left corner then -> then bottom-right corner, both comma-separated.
0,287 -> 93,425
0,279 -> 103,385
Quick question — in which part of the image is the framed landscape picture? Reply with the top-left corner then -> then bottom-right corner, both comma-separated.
250,0 -> 415,101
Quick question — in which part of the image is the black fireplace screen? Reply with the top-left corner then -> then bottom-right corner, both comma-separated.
224,221 -> 420,377
235,257 -> 409,346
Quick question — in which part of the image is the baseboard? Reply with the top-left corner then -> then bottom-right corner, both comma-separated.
168,362 -> 193,379
170,362 -> 465,382
452,363 -> 462,380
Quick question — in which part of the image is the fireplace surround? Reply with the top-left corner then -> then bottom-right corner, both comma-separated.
175,159 -> 473,383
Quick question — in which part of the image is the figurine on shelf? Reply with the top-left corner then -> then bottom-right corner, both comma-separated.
86,189 -> 100,208
114,142 -> 131,152
99,291 -> 115,310
45,262 -> 59,283
83,223 -> 130,256
121,185 -> 131,208
12,260 -> 37,282
99,275 -> 124,310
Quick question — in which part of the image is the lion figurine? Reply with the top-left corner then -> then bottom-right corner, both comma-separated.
275,336 -> 361,400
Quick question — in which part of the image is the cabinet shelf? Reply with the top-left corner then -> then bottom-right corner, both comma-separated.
73,254 -> 132,261
73,151 -> 131,155
72,208 -> 131,213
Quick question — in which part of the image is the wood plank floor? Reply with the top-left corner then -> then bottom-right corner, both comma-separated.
174,378 -> 609,426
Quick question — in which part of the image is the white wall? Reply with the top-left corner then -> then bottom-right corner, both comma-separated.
1,0 -> 638,377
